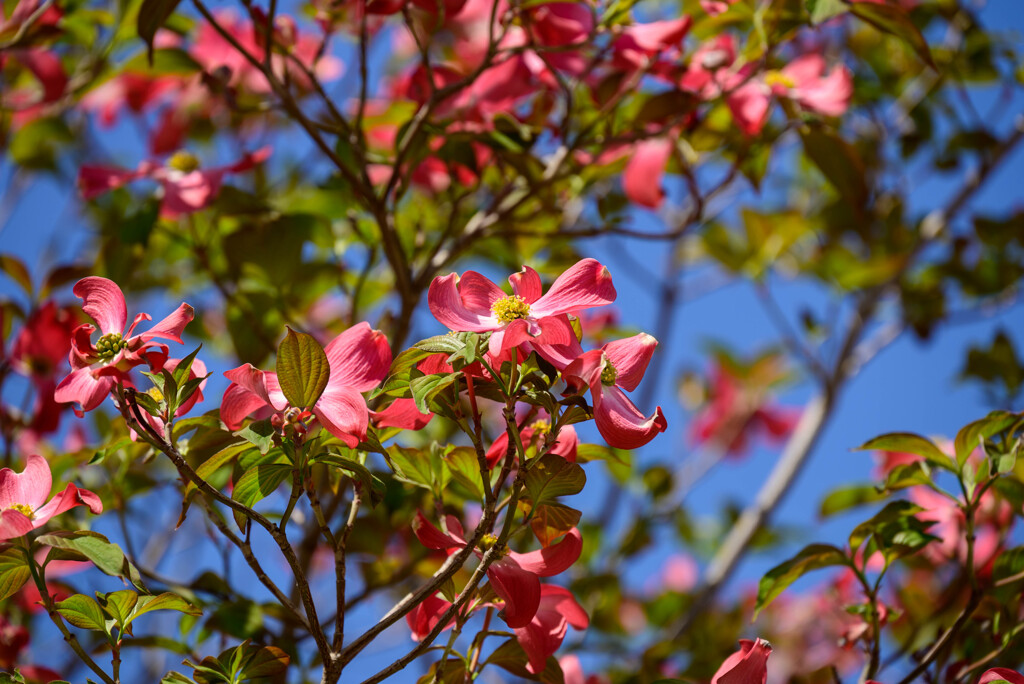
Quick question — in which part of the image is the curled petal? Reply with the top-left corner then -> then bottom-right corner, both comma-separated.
531,259 -> 616,318
562,349 -> 606,394
509,266 -> 543,303
73,277 -> 127,335
411,510 -> 463,550
223,365 -> 286,411
372,398 -> 433,430
220,383 -> 269,430
312,385 -> 369,447
602,333 -> 658,392
488,557 -> 542,628
324,322 -> 392,392
980,669 -> 1024,684
511,528 -> 583,576
406,594 -> 456,641
594,385 -> 667,449
624,139 -> 673,209
533,337 -> 585,371
33,482 -> 103,527
54,367 -> 115,416
0,454 -> 52,511
134,302 -> 194,344
712,638 -> 772,684
428,273 -> 500,332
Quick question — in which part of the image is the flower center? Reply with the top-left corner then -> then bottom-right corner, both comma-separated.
763,70 -> 796,90
167,150 -> 201,173
491,295 -> 531,325
477,533 -> 509,555
528,419 -> 551,433
6,503 -> 34,520
95,332 -> 127,360
601,362 -> 618,387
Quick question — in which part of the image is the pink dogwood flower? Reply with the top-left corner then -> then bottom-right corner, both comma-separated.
54,277 -> 194,416
689,363 -> 799,457
428,259 -> 616,356
515,584 -> 589,673
221,322 -> 391,447
562,334 -> 667,449
712,638 -> 772,684
0,454 -> 103,540
411,511 -> 582,628
484,416 -> 578,467
78,147 -> 271,218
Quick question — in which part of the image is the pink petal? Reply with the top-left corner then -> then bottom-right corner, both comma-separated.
594,385 -> 667,449
727,82 -> 771,136
488,557 -> 542,628
220,382 -> 272,430
54,366 -> 115,416
78,164 -> 147,200
621,18 -> 692,52
0,454 -> 52,510
510,527 -> 582,576
711,638 -> 772,684
312,385 -> 369,447
372,398 -> 433,430
509,266 -> 543,303
539,584 -> 589,629
0,509 -> 35,541
223,145 -> 272,173
411,510 -> 463,550
780,53 -> 826,85
530,259 -> 617,318
533,337 -> 585,371
73,277 -> 127,335
458,271 -> 507,318
406,594 -> 456,641
14,49 -> 67,103
624,138 -> 673,209
561,349 -> 605,394
515,603 -> 569,673
134,302 -> 194,344
602,333 -> 658,392
158,170 -> 222,217
223,364 -> 286,411
33,482 -> 103,527
980,668 -> 1024,684
324,322 -> 392,392
428,272 -> 500,332
530,2 -> 593,47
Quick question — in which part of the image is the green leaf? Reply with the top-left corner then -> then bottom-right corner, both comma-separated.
8,117 -> 73,170
238,644 -> 290,678
805,0 -> 847,24
819,485 -> 888,518
849,2 -> 935,68
528,503 -> 582,546
387,445 -> 448,492
122,47 -> 201,75
235,419 -> 275,455
800,127 -> 868,205
275,327 -> 330,409
409,372 -> 458,414
848,500 -> 938,562
413,334 -> 467,354
0,548 -> 31,602
56,594 -> 108,632
233,464 -> 291,510
954,411 -> 1018,466
856,432 -> 952,469
442,446 -> 484,500
36,531 -> 145,591
137,0 -> 184,64
883,461 -> 933,491
0,255 -> 32,294
98,589 -> 139,631
523,454 -> 586,506
754,543 -> 847,618
314,452 -> 386,507
129,592 -> 203,627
